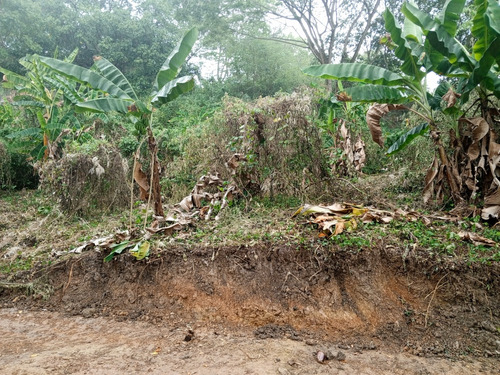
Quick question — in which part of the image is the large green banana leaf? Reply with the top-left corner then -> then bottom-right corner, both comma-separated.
94,57 -> 138,100
387,122 -> 429,155
403,2 -> 474,71
39,56 -> 132,100
439,0 -> 467,36
152,76 -> 195,106
303,63 -> 406,86
75,98 -> 134,114
345,85 -> 409,103
383,9 -> 425,81
154,28 -> 198,93
472,0 -> 500,61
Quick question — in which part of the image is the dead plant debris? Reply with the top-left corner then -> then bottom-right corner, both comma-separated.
293,202 -> 498,248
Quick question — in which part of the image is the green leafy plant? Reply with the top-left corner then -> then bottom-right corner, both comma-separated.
40,28 -> 199,217
304,0 -> 500,207
0,50 -> 83,160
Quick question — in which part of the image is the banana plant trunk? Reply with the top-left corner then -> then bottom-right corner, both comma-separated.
147,126 -> 164,217
430,122 -> 463,205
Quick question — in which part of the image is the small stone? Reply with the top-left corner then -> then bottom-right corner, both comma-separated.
305,339 -> 317,346
81,308 -> 96,318
316,351 -> 326,363
368,341 -> 377,350
277,368 -> 290,375
325,350 -> 335,360
336,351 -> 346,361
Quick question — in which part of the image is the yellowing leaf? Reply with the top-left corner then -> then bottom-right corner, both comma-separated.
352,207 -> 368,216
130,241 -> 150,260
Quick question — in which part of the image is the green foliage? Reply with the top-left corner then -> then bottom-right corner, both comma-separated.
40,28 -> 199,136
386,122 -> 429,155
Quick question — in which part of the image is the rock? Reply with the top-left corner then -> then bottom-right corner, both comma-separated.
277,368 -> 290,375
316,351 -> 326,363
336,351 -> 346,361
367,341 -> 377,350
81,308 -> 96,318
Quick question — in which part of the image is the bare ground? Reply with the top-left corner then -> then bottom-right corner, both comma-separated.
1,242 -> 499,374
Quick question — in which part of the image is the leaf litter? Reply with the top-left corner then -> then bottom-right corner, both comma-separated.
293,202 -> 498,247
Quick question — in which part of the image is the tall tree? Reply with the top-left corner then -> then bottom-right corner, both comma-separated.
268,0 -> 382,64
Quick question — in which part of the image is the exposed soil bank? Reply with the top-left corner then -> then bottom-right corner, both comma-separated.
2,243 -> 499,361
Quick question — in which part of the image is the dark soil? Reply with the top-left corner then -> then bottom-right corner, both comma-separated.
1,242 -> 499,372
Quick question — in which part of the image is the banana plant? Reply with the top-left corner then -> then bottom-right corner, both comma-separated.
39,28 -> 199,217
401,0 -> 500,102
0,50 -> 82,160
401,0 -> 500,217
303,2 -> 464,204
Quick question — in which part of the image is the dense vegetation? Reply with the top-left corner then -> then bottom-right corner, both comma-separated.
0,0 -> 499,250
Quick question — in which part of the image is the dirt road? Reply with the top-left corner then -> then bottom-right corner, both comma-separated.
0,308 -> 497,375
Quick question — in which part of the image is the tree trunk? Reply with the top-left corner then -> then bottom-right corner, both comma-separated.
430,125 -> 463,205
147,126 -> 164,217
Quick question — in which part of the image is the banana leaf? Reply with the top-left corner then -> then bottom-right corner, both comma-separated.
303,63 -> 406,86
154,27 -> 198,92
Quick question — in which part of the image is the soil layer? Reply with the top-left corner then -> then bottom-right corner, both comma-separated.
1,243 -> 499,374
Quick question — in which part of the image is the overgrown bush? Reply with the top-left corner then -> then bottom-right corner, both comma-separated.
163,89 -> 332,202
38,145 -> 129,216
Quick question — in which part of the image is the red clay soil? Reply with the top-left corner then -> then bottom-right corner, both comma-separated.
0,243 -> 499,374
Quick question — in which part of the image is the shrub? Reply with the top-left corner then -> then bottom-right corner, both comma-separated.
38,145 -> 129,216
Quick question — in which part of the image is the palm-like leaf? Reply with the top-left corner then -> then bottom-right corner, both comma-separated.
76,98 -> 134,114
387,123 -> 429,155
94,57 -> 138,100
303,63 -> 406,86
345,85 -> 409,103
439,0 -> 467,36
154,28 -> 199,92
39,57 -> 132,99
383,9 -> 425,81
152,76 -> 195,106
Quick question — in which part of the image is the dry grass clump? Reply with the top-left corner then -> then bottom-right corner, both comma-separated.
165,89 -> 332,202
38,146 -> 129,216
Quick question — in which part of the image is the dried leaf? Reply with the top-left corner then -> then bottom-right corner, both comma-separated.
353,135 -> 366,171
333,220 -> 345,236
442,87 -> 461,108
133,161 -> 149,200
366,104 -> 407,148
145,223 -> 183,235
463,117 -> 490,160
488,133 -> 500,186
179,195 -> 194,212
481,205 -> 500,220
423,157 -> 439,203
336,92 -> 352,101
457,231 -> 497,247
485,187 -> 500,206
